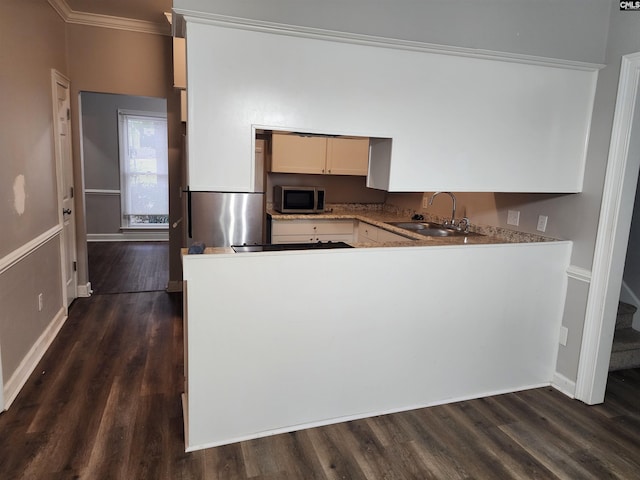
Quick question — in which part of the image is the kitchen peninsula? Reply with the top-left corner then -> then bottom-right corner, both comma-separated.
174,1 -> 598,452
182,210 -> 571,451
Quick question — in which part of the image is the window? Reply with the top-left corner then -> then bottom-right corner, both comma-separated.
118,110 -> 168,228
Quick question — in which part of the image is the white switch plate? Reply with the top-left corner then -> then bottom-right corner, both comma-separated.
507,210 -> 520,226
537,215 -> 548,232
422,196 -> 430,209
559,326 -> 568,346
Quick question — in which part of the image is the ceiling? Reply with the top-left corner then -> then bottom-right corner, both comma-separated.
65,0 -> 173,24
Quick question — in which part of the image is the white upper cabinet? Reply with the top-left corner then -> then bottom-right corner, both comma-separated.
184,20 -> 599,192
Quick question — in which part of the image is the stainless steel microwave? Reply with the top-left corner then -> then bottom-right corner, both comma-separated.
273,186 -> 325,214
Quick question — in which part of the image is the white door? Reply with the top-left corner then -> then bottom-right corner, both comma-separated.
52,70 -> 78,308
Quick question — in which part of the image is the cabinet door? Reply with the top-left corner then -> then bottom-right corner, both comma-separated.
357,222 -> 378,242
377,228 -> 412,243
272,219 -> 355,243
326,137 -> 370,176
314,220 -> 355,235
271,219 -> 315,236
271,133 -> 327,174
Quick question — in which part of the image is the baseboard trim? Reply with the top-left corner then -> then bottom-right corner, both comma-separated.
3,307 -> 67,410
552,372 -> 576,399
87,232 -> 169,242
167,280 -> 183,293
77,282 -> 92,297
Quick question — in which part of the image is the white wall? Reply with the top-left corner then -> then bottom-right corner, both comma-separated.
174,0 -> 610,64
183,241 -> 572,449
175,0 -> 640,387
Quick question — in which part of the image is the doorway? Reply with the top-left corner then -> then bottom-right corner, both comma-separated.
52,70 -> 78,308
78,92 -> 169,292
576,52 -> 640,404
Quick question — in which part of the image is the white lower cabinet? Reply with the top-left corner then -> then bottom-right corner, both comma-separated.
271,218 -> 412,244
271,219 -> 355,244
357,221 -> 411,243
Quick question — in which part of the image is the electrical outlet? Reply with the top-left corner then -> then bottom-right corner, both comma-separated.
507,210 -> 520,226
559,326 -> 568,346
38,293 -> 43,312
422,195 -> 430,209
537,215 -> 548,232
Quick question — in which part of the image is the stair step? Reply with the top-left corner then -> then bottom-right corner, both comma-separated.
616,301 -> 637,330
610,327 -> 640,371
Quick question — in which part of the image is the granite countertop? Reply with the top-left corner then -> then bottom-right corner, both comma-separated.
268,205 -> 557,247
183,205 -> 559,256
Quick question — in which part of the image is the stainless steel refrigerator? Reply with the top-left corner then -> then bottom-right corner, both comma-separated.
186,139 -> 266,247
187,191 -> 265,247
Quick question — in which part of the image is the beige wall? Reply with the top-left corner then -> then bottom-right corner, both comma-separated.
66,25 -> 184,287
266,174 -> 386,205
0,0 -> 67,256
0,3 -> 186,402
0,0 -> 67,396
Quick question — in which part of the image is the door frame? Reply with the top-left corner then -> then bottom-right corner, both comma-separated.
51,69 -> 77,310
576,52 -> 640,404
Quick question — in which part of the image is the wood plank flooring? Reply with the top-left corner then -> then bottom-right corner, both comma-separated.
1,242 -> 640,478
88,241 -> 169,294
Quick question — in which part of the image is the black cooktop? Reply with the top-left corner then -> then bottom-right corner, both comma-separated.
231,242 -> 353,253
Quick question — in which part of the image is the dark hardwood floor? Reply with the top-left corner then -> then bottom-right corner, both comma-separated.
1,245 -> 640,478
88,241 -> 169,294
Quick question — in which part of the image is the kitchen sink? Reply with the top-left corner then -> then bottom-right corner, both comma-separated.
386,221 -> 482,237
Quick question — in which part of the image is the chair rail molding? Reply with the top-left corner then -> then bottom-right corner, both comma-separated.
567,265 -> 592,283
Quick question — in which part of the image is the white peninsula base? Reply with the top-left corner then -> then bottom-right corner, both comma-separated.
182,242 -> 571,451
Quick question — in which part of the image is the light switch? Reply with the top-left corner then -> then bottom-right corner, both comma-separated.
537,215 -> 548,232
507,210 -> 520,226
559,326 -> 568,346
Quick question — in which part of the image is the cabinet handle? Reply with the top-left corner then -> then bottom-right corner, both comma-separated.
322,169 -> 325,173
328,169 -> 331,174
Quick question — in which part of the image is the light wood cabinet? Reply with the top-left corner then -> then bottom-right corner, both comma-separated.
271,219 -> 355,244
271,134 -> 327,174
326,137 -> 370,175
271,133 -> 369,176
173,37 -> 186,89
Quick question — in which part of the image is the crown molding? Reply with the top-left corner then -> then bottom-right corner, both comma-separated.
173,9 -> 604,72
48,0 -> 170,36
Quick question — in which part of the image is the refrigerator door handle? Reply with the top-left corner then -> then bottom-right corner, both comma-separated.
187,188 -> 193,239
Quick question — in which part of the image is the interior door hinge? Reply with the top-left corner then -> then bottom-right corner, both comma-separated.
73,261 -> 77,272
70,186 -> 74,198
67,108 -> 70,121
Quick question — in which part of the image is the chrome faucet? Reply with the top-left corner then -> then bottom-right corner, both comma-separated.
428,192 -> 457,227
